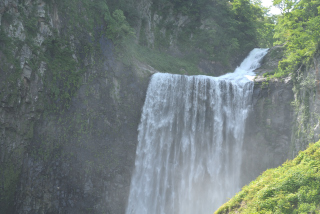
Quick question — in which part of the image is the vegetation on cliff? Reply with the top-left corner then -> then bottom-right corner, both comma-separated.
216,141 -> 320,214
137,0 -> 274,66
55,0 -> 274,74
258,0 -> 320,153
267,0 -> 320,78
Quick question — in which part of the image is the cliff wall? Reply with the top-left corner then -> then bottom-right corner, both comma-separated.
0,1 -> 152,213
0,1 -> 309,214
241,47 -> 320,188
238,47 -> 294,186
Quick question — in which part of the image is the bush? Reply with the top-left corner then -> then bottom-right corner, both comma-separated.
215,141 -> 320,214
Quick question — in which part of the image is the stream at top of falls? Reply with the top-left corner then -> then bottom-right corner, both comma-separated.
126,48 -> 269,214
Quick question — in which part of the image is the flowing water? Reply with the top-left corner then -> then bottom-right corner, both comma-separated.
126,48 -> 269,214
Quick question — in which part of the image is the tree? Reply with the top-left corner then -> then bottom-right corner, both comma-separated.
272,0 -> 320,77
106,9 -> 135,43
273,0 -> 299,14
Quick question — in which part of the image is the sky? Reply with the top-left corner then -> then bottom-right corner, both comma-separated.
261,0 -> 282,15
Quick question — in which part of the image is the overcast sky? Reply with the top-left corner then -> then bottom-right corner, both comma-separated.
261,0 -> 281,15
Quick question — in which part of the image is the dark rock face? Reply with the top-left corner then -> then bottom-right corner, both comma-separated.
0,1 -> 152,213
254,46 -> 285,76
241,78 -> 294,186
15,49 -> 151,214
197,52 -> 248,77
240,47 -> 294,186
15,55 -> 150,214
0,35 -> 151,214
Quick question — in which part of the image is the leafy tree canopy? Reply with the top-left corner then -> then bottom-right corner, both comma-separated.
271,0 -> 320,78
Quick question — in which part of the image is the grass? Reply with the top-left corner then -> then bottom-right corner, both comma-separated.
121,41 -> 202,76
215,141 -> 320,214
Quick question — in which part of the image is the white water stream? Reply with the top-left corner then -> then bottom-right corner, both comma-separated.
126,48 -> 268,214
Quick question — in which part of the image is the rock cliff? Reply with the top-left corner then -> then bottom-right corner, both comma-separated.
240,47 -> 320,187
0,1 -> 152,213
0,1 -> 312,214
291,54 -> 320,154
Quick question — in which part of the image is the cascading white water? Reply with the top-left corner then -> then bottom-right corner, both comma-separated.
126,48 -> 268,214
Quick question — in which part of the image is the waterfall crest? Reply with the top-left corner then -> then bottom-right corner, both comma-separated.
126,48 -> 268,214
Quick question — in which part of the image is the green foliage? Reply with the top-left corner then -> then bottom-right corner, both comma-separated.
106,9 -> 135,44
91,1 -> 135,44
231,0 -> 262,48
272,0 -> 320,78
23,12 -> 38,37
123,42 -> 201,75
43,36 -> 81,112
55,0 -> 274,70
103,0 -> 140,26
232,0 -> 275,49
267,0 -> 320,150
151,0 -> 272,65
37,0 -> 109,113
256,15 -> 276,48
215,141 -> 320,214
100,2 -> 112,23
273,0 -> 299,14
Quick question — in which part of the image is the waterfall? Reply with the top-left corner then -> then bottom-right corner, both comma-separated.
126,48 -> 268,214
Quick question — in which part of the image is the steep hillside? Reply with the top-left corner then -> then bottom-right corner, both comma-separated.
216,141 -> 320,214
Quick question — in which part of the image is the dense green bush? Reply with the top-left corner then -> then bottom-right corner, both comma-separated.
106,9 -> 135,44
215,141 -> 320,214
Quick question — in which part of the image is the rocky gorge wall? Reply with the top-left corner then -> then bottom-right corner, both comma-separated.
0,1 -> 316,214
242,77 -> 294,186
241,47 -> 320,187
0,0 -> 153,213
